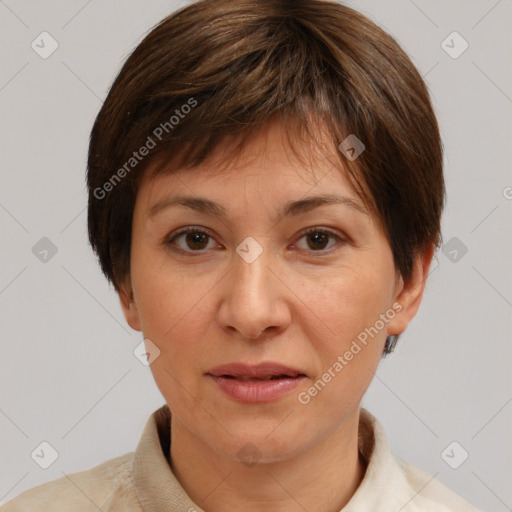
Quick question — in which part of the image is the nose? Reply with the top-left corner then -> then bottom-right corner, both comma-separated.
217,243 -> 291,342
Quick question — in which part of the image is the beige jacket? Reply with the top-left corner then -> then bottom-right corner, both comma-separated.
1,405 -> 480,511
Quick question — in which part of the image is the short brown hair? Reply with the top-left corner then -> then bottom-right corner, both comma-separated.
87,0 -> 444,317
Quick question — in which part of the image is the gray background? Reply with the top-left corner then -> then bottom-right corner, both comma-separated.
1,0 -> 511,510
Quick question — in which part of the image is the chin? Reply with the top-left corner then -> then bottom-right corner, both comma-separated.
215,420 -> 311,462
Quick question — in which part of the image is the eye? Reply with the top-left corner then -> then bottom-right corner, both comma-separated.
294,227 -> 345,253
166,227 -> 218,255
166,226 -> 345,256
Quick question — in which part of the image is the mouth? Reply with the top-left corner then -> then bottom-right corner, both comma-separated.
206,363 -> 307,403
206,362 -> 307,381
217,374 -> 305,381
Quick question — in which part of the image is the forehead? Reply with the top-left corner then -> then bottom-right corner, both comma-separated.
138,119 -> 365,210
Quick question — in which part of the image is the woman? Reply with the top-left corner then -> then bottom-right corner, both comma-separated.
2,0 -> 481,510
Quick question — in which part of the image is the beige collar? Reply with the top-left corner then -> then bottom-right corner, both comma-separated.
131,405 -> 420,512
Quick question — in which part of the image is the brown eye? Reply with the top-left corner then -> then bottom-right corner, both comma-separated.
295,228 -> 344,253
183,231 -> 209,250
167,227 -> 216,254
306,231 -> 330,250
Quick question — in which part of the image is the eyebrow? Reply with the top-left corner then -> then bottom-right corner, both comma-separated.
148,193 -> 367,220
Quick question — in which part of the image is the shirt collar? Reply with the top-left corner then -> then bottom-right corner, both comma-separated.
131,405 -> 420,512
131,405 -> 199,511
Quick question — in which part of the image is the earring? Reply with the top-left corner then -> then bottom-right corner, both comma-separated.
384,335 -> 398,355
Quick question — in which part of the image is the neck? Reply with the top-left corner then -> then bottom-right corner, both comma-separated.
170,410 -> 366,512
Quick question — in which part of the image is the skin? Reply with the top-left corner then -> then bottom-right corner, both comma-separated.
119,120 -> 434,512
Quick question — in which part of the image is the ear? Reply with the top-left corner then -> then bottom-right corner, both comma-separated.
118,276 -> 142,332
387,243 -> 436,336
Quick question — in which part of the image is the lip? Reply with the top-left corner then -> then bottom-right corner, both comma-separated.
206,362 -> 307,403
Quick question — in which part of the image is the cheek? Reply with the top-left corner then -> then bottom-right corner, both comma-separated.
131,267 -> 215,410
303,271 -> 391,395
131,244 -> 213,340
131,255 -> 219,363
313,268 -> 393,343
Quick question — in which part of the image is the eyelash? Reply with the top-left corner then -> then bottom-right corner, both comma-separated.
165,226 -> 346,257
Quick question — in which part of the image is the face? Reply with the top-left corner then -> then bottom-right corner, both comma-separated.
120,120 -> 431,464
